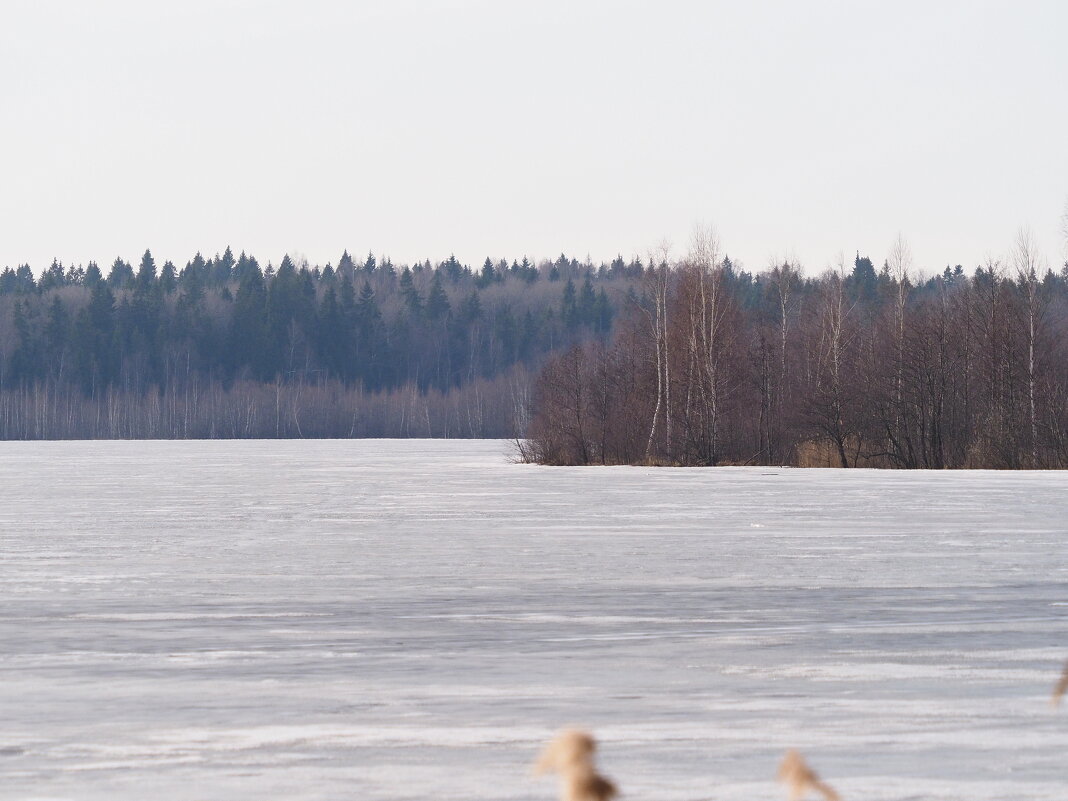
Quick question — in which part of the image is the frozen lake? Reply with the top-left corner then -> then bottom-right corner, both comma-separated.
2,439 -> 1067,800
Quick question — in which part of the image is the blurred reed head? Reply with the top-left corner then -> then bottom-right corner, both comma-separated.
778,749 -> 840,801
1052,659 -> 1068,707
535,729 -> 619,801
560,766 -> 619,801
535,729 -> 598,775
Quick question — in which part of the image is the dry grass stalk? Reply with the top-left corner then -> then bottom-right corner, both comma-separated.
1052,659 -> 1068,706
535,729 -> 619,801
777,749 -> 840,801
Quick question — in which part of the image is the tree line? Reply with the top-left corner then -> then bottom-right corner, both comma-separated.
522,230 -> 1068,468
0,248 -> 640,439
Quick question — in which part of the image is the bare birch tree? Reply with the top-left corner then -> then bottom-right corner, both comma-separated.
814,256 -> 855,467
687,224 -> 728,463
642,242 -> 672,462
771,259 -> 800,461
1011,227 -> 1047,466
888,233 -> 912,407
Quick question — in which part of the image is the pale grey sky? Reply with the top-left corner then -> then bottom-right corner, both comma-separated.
2,0 -> 1066,275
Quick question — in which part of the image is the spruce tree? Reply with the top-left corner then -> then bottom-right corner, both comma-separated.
426,271 -> 450,320
338,250 -> 355,280
160,261 -> 177,294
135,249 -> 157,290
0,268 -> 16,294
579,276 -> 597,325
39,259 -> 66,291
213,246 -> 235,286
84,262 -> 103,287
399,267 -> 421,315
561,278 -> 578,328
44,296 -> 69,376
478,258 -> 496,288
230,260 -> 268,378
107,257 -> 134,289
15,264 -> 36,293
595,288 -> 613,333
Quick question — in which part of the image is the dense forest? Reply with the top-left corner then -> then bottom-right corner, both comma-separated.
0,249 -> 635,438
523,230 -> 1068,468
5,234 -> 1068,468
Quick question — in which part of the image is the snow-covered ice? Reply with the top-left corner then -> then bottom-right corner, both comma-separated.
1,439 -> 1067,800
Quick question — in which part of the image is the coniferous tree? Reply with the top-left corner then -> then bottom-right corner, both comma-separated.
72,281 -> 117,392
477,258 -> 496,288
337,250 -> 355,281
561,279 -> 579,328
426,271 -> 451,321
160,261 -> 177,294
399,266 -> 422,316
84,262 -> 103,287
579,276 -> 597,326
317,286 -> 348,378
178,258 -> 205,306
135,249 -> 157,290
108,257 -> 134,289
64,262 -> 85,286
595,288 -> 613,334
39,259 -> 66,291
441,255 -> 464,283
13,264 -> 36,293
230,259 -> 268,378
212,246 -> 235,286
460,290 -> 482,322
43,296 -> 69,378
11,302 -> 41,382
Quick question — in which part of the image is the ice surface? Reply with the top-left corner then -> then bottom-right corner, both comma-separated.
1,439 -> 1067,800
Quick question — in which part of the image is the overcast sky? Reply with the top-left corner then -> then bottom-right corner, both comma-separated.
2,0 -> 1066,276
